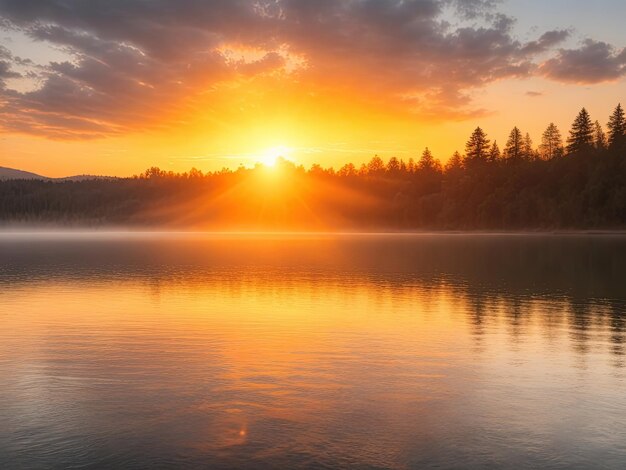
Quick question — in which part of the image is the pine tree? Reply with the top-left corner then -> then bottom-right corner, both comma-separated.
338,163 -> 357,176
566,108 -> 594,154
419,147 -> 436,170
367,155 -> 385,173
593,121 -> 607,151
489,141 -> 501,161
539,123 -> 563,160
387,156 -> 401,172
523,133 -> 534,159
465,127 -> 490,162
407,158 -> 417,173
446,151 -> 464,171
607,103 -> 626,149
504,127 -> 523,160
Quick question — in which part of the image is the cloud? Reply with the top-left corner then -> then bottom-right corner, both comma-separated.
525,91 -> 543,97
447,0 -> 501,20
540,39 -> 626,84
521,29 -> 570,55
0,0 -> 623,139
0,61 -> 19,80
0,44 -> 11,60
0,45 -> 20,89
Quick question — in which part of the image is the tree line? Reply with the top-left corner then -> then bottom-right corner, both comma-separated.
1,104 -> 625,230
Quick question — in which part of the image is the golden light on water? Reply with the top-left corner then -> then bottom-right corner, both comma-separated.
2,234 -> 626,467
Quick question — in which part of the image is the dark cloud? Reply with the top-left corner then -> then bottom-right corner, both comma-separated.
0,44 -> 11,60
0,61 -> 19,79
521,29 -> 569,55
0,44 -> 20,88
447,0 -> 501,19
0,0 -> 622,139
540,39 -> 626,84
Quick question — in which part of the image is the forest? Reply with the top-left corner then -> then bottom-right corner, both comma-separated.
1,104 -> 625,230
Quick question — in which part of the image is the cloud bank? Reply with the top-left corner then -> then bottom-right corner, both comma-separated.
0,0 -> 622,139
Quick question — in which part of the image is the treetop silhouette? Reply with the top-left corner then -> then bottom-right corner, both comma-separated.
1,104 -> 624,230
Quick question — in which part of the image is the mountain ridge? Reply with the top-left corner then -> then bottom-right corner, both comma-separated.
0,166 -> 114,181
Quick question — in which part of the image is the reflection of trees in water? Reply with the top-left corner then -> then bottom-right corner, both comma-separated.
569,301 -> 593,356
1,234 -> 625,364
504,297 -> 527,347
467,293 -> 487,353
461,291 -> 626,367
608,301 -> 626,367
458,283 -> 626,366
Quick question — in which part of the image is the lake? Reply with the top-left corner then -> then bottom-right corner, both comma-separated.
1,233 -> 625,469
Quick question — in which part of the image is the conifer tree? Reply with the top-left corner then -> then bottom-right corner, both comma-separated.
338,162 -> 357,176
387,156 -> 401,172
539,123 -> 564,160
523,133 -> 534,159
593,121 -> 607,150
407,158 -> 417,173
566,108 -> 594,154
446,151 -> 464,171
367,155 -> 385,173
419,147 -> 436,170
504,127 -> 523,160
465,127 -> 490,162
607,103 -> 625,149
489,141 -> 501,161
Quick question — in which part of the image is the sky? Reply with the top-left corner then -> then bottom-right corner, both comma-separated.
0,0 -> 625,177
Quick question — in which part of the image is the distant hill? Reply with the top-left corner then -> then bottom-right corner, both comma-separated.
0,166 -> 114,181
58,175 -> 117,182
0,166 -> 48,181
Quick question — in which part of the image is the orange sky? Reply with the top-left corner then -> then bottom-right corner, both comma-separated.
1,1 -> 625,177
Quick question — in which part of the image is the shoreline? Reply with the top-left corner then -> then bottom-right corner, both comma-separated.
1,228 -> 626,237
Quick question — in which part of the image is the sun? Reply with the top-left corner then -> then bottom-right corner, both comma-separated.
260,145 -> 292,167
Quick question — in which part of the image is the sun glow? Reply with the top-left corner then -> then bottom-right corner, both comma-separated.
260,145 -> 293,167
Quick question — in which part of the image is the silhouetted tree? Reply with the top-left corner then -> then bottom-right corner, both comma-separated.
489,141 -> 501,161
188,167 -> 204,178
465,127 -> 490,163
3,102 -> 626,231
504,127 -> 523,160
523,133 -> 535,159
539,123 -> 563,160
143,167 -> 168,178
567,108 -> 594,154
607,103 -> 625,150
309,163 -> 325,175
338,163 -> 357,176
593,120 -> 607,151
387,157 -> 401,173
406,158 -> 417,173
446,151 -> 464,172
367,155 -> 385,174
419,148 -> 437,170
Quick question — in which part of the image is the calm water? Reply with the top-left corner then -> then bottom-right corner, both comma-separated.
1,233 -> 625,469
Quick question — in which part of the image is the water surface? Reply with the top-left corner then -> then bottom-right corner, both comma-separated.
1,233 -> 625,469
